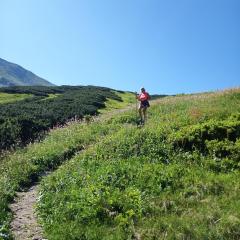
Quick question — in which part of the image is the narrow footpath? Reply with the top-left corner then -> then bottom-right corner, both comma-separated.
9,99 -> 162,240
10,184 -> 45,240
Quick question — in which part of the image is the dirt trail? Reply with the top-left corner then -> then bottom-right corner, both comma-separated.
9,105 -> 136,240
9,99 -> 163,240
10,184 -> 46,240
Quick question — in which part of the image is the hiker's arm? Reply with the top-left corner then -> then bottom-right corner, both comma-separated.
147,93 -> 151,100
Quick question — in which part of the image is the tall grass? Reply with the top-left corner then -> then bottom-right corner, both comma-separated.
0,89 -> 239,239
0,118 -> 126,239
37,88 -> 240,239
0,91 -> 136,240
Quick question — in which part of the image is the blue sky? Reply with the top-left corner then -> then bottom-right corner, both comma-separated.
1,0 -> 239,94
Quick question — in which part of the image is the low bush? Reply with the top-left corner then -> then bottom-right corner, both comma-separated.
171,117 -> 240,152
0,86 -> 122,151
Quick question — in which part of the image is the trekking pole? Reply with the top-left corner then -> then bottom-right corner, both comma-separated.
135,92 -> 138,125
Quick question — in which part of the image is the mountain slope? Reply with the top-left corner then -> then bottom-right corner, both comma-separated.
0,58 -> 54,87
0,88 -> 240,239
37,88 -> 240,239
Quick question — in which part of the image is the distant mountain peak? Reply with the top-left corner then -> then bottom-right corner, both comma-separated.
0,58 -> 54,87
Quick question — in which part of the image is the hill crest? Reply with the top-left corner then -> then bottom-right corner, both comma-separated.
0,58 -> 54,87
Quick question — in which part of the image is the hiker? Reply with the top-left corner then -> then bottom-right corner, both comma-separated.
136,87 -> 150,124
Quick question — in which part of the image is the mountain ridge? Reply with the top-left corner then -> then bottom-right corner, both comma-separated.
0,58 -> 54,87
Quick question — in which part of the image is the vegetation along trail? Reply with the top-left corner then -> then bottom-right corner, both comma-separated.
8,92 -> 163,240
37,88 -> 240,240
7,92 -> 138,240
2,88 -> 240,240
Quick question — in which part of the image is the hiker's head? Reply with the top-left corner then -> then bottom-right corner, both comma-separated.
141,87 -> 145,93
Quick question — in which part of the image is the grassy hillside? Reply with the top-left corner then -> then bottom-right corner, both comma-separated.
0,92 -> 32,104
0,90 -> 135,240
36,88 -> 240,240
98,91 -> 136,113
0,86 -> 124,151
0,88 -> 239,240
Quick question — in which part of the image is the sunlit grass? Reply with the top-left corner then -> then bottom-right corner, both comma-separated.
37,88 -> 240,240
39,93 -> 61,101
99,91 -> 136,113
0,88 -> 240,239
0,92 -> 32,104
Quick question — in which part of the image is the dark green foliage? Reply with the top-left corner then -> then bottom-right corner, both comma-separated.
171,117 -> 240,151
170,115 -> 240,171
0,119 -> 21,149
150,94 -> 168,100
0,86 -> 121,151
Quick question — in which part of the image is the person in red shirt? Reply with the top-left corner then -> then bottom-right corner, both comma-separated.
136,87 -> 150,124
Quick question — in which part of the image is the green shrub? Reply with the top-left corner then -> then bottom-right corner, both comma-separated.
0,119 -> 20,150
0,86 -> 122,151
171,117 -> 240,152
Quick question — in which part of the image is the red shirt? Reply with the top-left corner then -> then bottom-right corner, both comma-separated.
139,92 -> 150,101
